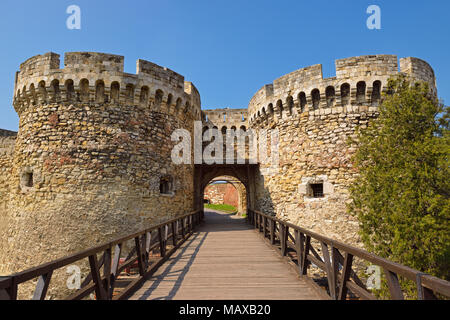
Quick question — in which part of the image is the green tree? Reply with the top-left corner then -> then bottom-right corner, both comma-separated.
349,75 -> 450,297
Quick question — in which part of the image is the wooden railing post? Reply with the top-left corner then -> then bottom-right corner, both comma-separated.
158,227 -> 166,258
102,247 -> 112,299
172,222 -> 177,246
331,246 -> 340,300
88,254 -> 107,300
135,237 -> 145,276
416,273 -> 437,300
0,277 -> 17,300
384,269 -> 404,300
338,253 -> 354,300
295,230 -> 304,275
321,242 -> 337,299
9,278 -> 17,300
270,219 -> 275,245
280,225 -> 287,256
263,216 -> 266,237
301,235 -> 311,275
110,243 -> 122,298
32,271 -> 53,300
181,218 -> 185,238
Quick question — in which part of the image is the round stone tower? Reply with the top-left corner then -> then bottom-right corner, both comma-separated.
248,55 -> 437,246
1,52 -> 201,278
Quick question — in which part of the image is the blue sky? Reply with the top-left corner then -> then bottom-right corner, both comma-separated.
0,0 -> 449,131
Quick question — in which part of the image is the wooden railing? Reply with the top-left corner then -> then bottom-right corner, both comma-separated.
247,209 -> 450,300
0,210 -> 204,300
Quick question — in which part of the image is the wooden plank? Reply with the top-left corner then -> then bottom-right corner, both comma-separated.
307,254 -> 326,271
346,280 -> 377,300
334,249 -> 366,289
309,245 -> 324,265
416,273 -> 438,300
32,271 -> 53,300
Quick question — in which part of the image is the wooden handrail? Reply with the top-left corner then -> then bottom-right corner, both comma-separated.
247,208 -> 450,300
0,209 -> 204,300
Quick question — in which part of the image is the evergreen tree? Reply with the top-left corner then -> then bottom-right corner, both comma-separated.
349,75 -> 450,296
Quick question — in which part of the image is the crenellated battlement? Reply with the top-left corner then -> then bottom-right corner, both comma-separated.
249,55 -> 437,124
201,108 -> 249,132
13,52 -> 202,121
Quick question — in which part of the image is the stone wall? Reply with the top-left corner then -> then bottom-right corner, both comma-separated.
253,110 -> 370,245
0,129 -> 17,264
204,183 -> 239,208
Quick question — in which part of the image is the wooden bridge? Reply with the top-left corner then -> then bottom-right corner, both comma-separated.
129,210 -> 325,300
1,208 -> 449,300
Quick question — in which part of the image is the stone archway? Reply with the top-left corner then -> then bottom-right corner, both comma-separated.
204,176 -> 247,215
193,164 -> 258,213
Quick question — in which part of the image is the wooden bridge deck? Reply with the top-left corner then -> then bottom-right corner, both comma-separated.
129,210 -> 325,300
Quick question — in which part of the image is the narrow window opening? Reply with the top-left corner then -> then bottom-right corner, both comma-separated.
310,183 -> 324,198
341,83 -> 350,106
25,172 -> 34,188
311,89 -> 320,110
160,176 -> 173,195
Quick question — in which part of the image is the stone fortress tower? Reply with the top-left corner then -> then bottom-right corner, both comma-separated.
0,52 -> 201,276
248,55 -> 437,244
0,53 -> 437,279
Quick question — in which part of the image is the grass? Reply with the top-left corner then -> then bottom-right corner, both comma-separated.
204,203 -> 237,213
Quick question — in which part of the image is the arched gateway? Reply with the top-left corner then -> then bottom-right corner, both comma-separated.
194,164 -> 258,213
